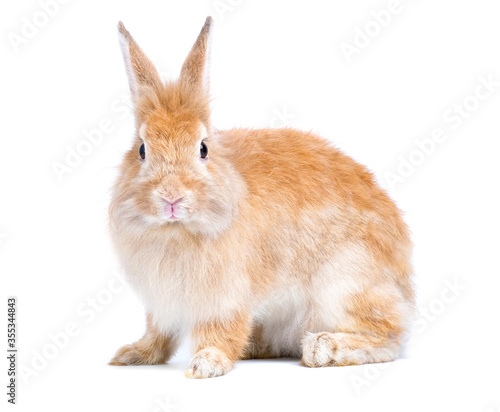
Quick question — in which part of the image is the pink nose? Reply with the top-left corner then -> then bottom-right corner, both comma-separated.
162,196 -> 184,206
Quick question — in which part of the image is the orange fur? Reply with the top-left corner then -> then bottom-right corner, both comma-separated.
192,313 -> 251,361
109,17 -> 415,378
109,315 -> 179,365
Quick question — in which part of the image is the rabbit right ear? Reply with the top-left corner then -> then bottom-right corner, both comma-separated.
117,22 -> 162,102
179,17 -> 213,95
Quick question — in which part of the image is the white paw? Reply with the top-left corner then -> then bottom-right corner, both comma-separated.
301,332 -> 337,367
185,347 -> 233,379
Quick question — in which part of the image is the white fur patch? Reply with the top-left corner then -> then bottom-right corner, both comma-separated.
308,242 -> 372,332
199,123 -> 208,141
252,284 -> 308,357
139,123 -> 147,140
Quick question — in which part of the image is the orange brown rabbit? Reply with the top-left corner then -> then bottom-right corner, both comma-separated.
108,17 -> 415,378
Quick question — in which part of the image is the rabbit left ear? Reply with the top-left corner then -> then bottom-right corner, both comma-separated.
179,17 -> 213,95
117,21 -> 163,102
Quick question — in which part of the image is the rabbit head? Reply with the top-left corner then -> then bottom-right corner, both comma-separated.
113,18 -> 243,237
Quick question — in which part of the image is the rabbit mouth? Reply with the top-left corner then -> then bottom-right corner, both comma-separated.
161,196 -> 189,221
163,209 -> 186,221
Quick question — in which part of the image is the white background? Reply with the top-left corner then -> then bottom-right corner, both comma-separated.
1,0 -> 499,411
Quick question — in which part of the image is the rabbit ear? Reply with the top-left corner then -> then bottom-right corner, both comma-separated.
179,17 -> 213,94
117,22 -> 162,102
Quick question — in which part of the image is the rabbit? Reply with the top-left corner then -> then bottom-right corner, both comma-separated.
108,16 -> 415,379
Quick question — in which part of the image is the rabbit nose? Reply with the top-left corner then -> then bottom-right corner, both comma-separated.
162,196 -> 184,206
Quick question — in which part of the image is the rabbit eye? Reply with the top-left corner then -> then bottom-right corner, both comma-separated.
139,143 -> 145,160
200,141 -> 208,159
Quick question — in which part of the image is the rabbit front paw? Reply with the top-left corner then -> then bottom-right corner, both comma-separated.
185,347 -> 233,379
109,343 -> 164,366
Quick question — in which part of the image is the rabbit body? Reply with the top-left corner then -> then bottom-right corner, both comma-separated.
109,18 -> 414,378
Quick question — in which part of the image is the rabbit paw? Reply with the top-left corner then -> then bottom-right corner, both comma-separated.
109,343 -> 159,366
301,332 -> 337,367
185,347 -> 232,379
